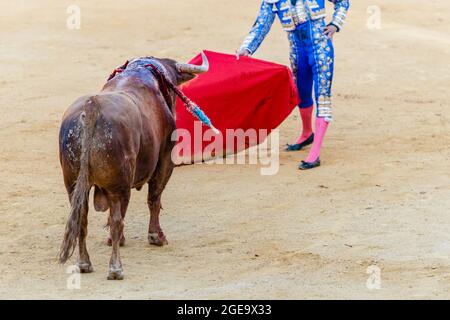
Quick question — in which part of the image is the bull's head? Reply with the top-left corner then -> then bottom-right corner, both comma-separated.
160,52 -> 209,85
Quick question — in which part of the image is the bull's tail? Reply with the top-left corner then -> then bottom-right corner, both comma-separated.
59,96 -> 100,264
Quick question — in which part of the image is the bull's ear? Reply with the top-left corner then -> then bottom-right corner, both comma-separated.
177,72 -> 197,85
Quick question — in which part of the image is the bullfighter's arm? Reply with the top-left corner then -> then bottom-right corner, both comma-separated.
239,1 -> 276,55
328,0 -> 350,32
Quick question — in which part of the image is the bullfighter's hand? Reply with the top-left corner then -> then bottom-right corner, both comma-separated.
236,48 -> 251,60
323,24 -> 338,39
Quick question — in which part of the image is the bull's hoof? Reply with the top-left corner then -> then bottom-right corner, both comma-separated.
106,236 -> 126,247
76,261 -> 94,274
107,268 -> 124,280
148,232 -> 168,246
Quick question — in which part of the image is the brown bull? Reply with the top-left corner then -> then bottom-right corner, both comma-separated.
58,53 -> 209,280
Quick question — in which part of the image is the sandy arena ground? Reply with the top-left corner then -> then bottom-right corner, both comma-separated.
0,0 -> 449,299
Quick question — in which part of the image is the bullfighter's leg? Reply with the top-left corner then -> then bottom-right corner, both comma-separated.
147,149 -> 174,246
107,194 -> 129,280
301,20 -> 335,169
286,29 -> 315,152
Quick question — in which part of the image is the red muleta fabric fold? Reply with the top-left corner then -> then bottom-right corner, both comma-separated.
175,50 -> 299,163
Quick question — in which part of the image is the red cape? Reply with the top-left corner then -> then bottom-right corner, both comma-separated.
175,50 -> 299,163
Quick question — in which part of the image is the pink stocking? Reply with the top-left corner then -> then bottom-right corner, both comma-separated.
295,106 -> 314,144
305,117 -> 329,163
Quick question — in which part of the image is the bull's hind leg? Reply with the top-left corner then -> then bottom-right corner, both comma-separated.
147,152 -> 174,246
107,193 -> 129,280
77,200 -> 93,273
97,187 -> 126,247
106,215 -> 126,247
66,182 -> 93,273
147,194 -> 167,246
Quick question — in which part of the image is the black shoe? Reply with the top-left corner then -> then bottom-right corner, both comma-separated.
285,133 -> 314,152
299,158 -> 321,170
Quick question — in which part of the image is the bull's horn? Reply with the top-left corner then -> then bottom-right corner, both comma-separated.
176,51 -> 209,74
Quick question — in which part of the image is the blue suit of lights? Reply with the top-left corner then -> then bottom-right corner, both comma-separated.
240,0 -> 350,121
